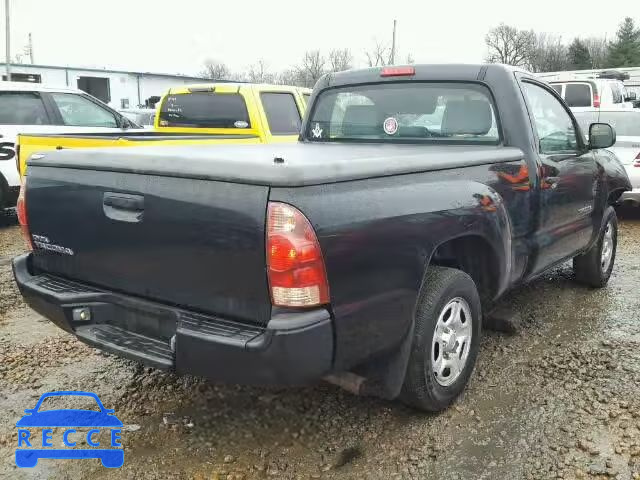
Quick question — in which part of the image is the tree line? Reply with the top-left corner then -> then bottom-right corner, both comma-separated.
200,40 -> 414,87
199,17 -> 640,86
485,17 -> 640,72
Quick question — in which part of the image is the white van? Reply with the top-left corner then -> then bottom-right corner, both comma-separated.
549,78 -> 636,112
0,82 -> 138,209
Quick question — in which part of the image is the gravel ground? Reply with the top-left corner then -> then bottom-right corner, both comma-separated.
1,207 -> 639,480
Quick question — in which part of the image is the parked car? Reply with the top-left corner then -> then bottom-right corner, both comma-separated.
17,83 -> 312,177
0,82 -> 139,209
574,109 -> 640,206
13,64 -> 630,412
548,78 -> 636,112
119,108 -> 156,129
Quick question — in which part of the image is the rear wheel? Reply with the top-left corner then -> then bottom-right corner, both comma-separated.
400,266 -> 482,412
573,207 -> 618,288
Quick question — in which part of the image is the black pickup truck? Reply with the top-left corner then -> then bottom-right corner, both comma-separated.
13,64 -> 631,411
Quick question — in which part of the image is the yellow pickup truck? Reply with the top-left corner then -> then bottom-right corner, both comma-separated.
18,83 -> 311,176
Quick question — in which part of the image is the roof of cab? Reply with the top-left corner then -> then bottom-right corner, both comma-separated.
323,63 -> 528,88
166,82 -> 312,95
0,81 -> 83,94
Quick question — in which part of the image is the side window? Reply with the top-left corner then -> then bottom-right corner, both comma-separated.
260,92 -> 301,135
521,82 -> 579,155
50,93 -> 118,127
0,92 -> 50,125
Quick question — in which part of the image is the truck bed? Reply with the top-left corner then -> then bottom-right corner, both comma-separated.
28,142 -> 525,186
18,131 -> 261,177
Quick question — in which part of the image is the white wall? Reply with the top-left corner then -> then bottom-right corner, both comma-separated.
1,64 -> 206,109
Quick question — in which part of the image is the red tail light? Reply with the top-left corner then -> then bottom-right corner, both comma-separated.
16,181 -> 33,250
593,93 -> 601,108
380,66 -> 415,77
634,151 -> 640,167
266,202 -> 329,307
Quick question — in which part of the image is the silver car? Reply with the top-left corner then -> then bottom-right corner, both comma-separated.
574,109 -> 640,206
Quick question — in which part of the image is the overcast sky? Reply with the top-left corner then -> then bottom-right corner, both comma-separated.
1,0 -> 637,76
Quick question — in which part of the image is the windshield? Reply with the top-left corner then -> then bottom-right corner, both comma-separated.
574,112 -> 640,137
158,92 -> 250,129
306,82 -> 500,144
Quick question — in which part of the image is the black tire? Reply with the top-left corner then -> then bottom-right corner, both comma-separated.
400,266 -> 482,412
573,207 -> 618,288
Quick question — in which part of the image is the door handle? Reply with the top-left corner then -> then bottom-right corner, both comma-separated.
103,192 -> 144,222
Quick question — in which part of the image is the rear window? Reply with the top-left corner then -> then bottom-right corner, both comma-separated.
159,93 -> 250,128
564,84 -> 592,107
261,92 -> 301,135
550,84 -> 563,94
0,91 -> 50,125
307,82 -> 499,144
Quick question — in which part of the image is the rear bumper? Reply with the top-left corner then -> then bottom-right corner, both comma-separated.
12,253 -> 334,385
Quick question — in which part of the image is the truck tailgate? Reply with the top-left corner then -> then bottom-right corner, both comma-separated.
26,164 -> 271,325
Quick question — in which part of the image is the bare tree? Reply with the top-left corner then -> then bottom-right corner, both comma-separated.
365,39 -> 391,67
298,50 -> 326,88
485,24 -> 536,67
406,53 -> 415,64
201,59 -> 231,80
328,49 -> 353,73
247,59 -> 275,83
275,69 -> 304,86
528,33 -> 569,72
584,36 -> 609,69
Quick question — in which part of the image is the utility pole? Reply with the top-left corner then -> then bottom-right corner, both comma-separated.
28,32 -> 33,64
4,0 -> 10,81
390,19 -> 397,65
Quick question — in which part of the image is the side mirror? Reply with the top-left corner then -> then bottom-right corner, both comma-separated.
625,92 -> 637,102
589,123 -> 616,149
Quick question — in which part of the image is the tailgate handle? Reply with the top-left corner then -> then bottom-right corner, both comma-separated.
103,193 -> 144,223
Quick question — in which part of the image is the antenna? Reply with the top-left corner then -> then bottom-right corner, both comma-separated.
4,0 -> 10,80
390,19 -> 397,65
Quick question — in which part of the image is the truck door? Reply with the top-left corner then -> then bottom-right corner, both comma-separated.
519,80 -> 598,274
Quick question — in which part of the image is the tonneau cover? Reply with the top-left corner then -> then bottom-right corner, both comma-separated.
28,143 -> 524,187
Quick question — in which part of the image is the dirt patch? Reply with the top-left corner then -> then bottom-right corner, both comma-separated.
0,208 -> 639,479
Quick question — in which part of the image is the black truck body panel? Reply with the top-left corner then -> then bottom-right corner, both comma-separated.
15,64 -> 631,387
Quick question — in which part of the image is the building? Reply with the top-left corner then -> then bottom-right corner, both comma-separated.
0,63 -> 209,109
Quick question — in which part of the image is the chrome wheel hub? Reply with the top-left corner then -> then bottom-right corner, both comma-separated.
431,297 -> 473,387
601,221 -> 614,272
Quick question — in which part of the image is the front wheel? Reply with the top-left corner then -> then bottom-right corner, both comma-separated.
573,207 -> 618,288
400,266 -> 482,412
